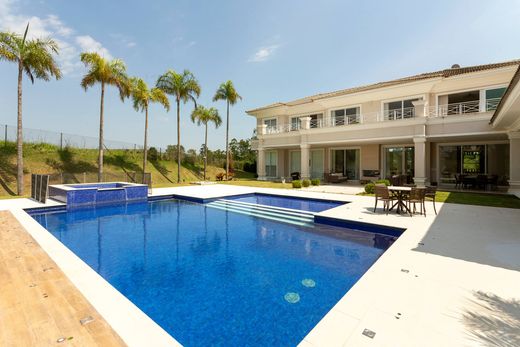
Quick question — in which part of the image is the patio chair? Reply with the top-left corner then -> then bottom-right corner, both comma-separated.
424,186 -> 437,215
407,188 -> 426,217
488,175 -> 499,191
374,185 -> 394,215
476,174 -> 488,190
291,172 -> 300,181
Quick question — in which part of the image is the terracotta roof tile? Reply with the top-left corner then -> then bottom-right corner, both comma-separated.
246,60 -> 520,113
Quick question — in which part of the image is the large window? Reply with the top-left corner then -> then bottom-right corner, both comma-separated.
438,144 -> 509,184
486,87 -> 506,111
384,146 -> 414,177
264,118 -> 277,128
331,149 -> 360,179
290,151 -> 301,173
331,107 -> 360,126
383,98 -> 420,120
290,117 -> 301,131
265,151 -> 277,177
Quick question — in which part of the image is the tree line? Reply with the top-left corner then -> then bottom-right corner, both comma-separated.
0,23 -> 246,195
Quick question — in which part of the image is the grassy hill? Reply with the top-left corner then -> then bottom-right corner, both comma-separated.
0,142 -> 254,197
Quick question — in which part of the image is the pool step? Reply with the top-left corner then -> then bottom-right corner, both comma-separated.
206,199 -> 315,226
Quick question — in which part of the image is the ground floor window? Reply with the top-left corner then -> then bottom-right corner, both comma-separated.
310,149 -> 324,179
331,149 -> 360,179
290,151 -> 301,173
265,151 -> 277,177
439,144 -> 509,184
384,146 -> 414,178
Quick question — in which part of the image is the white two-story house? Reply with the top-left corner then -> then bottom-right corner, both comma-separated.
247,60 -> 520,195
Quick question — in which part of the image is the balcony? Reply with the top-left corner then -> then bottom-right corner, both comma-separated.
259,98 -> 502,135
427,98 -> 501,118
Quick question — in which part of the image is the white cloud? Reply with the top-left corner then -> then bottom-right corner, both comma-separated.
76,35 -> 113,60
0,0 -> 112,75
248,44 -> 280,62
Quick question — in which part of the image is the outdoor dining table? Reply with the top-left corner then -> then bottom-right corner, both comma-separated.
388,186 -> 412,214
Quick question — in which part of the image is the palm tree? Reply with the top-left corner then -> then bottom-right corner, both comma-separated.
213,81 -> 241,180
156,70 -> 200,183
130,77 -> 170,179
190,106 -> 222,180
0,23 -> 61,195
80,52 -> 129,182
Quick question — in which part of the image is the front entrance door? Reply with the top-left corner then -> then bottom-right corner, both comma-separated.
310,149 -> 324,179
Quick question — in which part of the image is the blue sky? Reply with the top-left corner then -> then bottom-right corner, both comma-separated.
1,0 -> 520,150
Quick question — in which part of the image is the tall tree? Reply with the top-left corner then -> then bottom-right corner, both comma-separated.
130,77 -> 170,179
80,52 -> 129,182
190,106 -> 222,180
156,69 -> 200,183
213,80 -> 241,180
0,24 -> 61,195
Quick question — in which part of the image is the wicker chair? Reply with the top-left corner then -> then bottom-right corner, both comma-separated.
374,185 -> 394,214
424,186 -> 437,215
407,188 -> 426,216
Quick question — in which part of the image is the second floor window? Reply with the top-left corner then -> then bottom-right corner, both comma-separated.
384,98 -> 420,120
486,87 -> 506,111
264,118 -> 277,128
290,117 -> 301,131
332,107 -> 360,126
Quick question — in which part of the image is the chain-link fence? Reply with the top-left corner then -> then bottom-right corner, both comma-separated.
0,123 -> 168,153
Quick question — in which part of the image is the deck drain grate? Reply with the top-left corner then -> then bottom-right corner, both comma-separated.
362,328 -> 376,339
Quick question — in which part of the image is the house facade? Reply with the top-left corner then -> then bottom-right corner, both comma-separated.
246,60 -> 520,195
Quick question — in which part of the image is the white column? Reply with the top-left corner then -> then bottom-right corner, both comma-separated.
412,99 -> 427,117
508,132 -> 520,197
257,147 -> 266,180
258,124 -> 267,136
413,137 -> 428,187
300,116 -> 311,130
300,144 -> 310,179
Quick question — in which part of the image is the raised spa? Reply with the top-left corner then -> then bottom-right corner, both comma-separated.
48,182 -> 148,207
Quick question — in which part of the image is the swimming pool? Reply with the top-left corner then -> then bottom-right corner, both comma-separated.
224,193 -> 345,212
31,198 -> 397,346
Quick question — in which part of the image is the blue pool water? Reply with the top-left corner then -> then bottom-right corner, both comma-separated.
226,193 -> 345,212
31,199 -> 396,346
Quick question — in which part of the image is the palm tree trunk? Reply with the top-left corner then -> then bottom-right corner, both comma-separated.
176,98 -> 181,183
16,62 -> 24,196
225,100 -> 230,180
98,82 -> 105,182
204,122 -> 208,181
142,105 -> 149,182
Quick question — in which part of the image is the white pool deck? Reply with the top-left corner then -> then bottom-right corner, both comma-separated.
1,184 -> 520,346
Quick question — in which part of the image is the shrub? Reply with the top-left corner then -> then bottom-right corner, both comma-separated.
311,178 -> 320,186
302,179 -> 311,187
364,182 -> 375,194
364,179 -> 391,194
375,179 -> 391,186
147,147 -> 158,161
292,180 -> 302,188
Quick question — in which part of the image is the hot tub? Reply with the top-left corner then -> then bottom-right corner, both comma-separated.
49,182 -> 148,207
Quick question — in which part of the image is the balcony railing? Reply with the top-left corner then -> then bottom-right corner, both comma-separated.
428,98 -> 501,118
382,107 -> 416,121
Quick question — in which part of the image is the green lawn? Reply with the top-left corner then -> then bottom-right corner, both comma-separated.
435,191 -> 520,209
359,190 -> 520,209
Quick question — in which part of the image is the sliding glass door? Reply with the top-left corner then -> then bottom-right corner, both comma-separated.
384,146 -> 414,177
331,149 -> 360,180
289,151 -> 301,174
438,144 -> 509,184
265,151 -> 277,178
